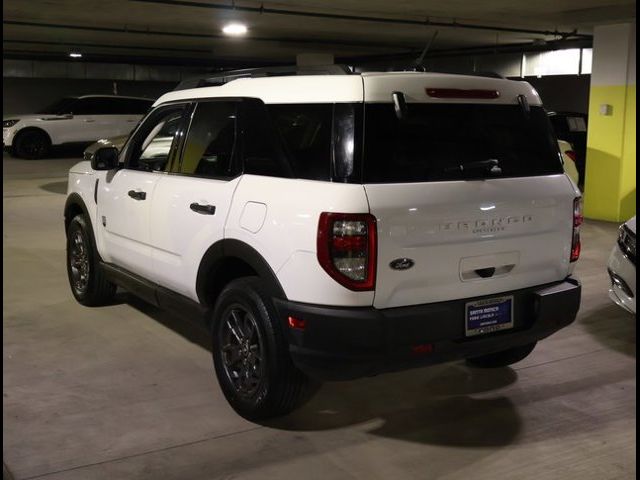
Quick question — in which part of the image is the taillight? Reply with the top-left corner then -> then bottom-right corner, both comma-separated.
565,150 -> 577,163
317,212 -> 377,291
571,197 -> 583,262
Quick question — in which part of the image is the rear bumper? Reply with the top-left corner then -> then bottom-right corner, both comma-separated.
275,278 -> 581,381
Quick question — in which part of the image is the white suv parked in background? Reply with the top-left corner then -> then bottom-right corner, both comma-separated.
65,67 -> 583,420
3,95 -> 153,159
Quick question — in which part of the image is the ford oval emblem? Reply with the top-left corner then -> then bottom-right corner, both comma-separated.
390,258 -> 415,270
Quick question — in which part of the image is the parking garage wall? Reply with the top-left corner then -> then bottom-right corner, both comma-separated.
519,76 -> 591,114
2,59 -> 208,115
3,57 -> 592,116
3,77 -> 176,115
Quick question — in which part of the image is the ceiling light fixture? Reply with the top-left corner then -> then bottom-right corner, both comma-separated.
69,52 -> 82,58
222,23 -> 248,36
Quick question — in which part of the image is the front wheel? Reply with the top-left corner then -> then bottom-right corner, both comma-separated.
66,215 -> 116,306
466,342 -> 537,368
13,129 -> 51,159
211,277 -> 319,421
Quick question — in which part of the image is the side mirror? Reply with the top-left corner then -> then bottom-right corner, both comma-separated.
91,147 -> 119,170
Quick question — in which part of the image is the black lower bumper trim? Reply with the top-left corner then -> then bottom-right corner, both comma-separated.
274,278 -> 581,381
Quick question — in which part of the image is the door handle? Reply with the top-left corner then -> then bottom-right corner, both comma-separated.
128,190 -> 147,200
84,119 -> 96,123
190,203 -> 216,215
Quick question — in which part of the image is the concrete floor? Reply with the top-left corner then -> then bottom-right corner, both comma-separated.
3,152 -> 636,480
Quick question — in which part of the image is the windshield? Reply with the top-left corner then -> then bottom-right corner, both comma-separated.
37,97 -> 78,115
363,103 -> 563,183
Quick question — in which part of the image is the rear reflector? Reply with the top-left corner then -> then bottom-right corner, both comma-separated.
426,88 -> 500,99
411,344 -> 434,355
287,316 -> 306,330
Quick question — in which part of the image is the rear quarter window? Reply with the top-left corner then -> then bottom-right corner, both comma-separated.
267,104 -> 332,181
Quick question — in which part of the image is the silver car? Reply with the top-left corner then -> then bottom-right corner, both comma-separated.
607,216 -> 636,314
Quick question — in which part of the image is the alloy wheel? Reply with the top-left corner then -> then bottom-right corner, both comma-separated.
69,229 -> 90,295
220,305 -> 266,399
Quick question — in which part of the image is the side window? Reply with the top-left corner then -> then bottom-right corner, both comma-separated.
240,100 -> 291,178
115,98 -> 153,114
266,104 -> 332,181
126,105 -> 186,172
110,98 -> 130,114
74,97 -> 113,115
179,102 -> 238,179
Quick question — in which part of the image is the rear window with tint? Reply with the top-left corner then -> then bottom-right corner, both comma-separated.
363,104 -> 563,183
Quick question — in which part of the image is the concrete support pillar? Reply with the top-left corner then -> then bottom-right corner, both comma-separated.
584,22 -> 636,221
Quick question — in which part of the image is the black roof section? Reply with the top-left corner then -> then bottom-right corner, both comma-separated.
173,64 -> 353,91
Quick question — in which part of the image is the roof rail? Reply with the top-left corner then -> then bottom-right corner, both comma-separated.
470,71 -> 506,79
174,64 -> 353,91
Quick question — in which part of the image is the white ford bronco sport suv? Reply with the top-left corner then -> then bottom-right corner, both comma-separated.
65,66 -> 582,420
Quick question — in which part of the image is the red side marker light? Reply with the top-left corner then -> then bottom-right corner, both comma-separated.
288,316 -> 306,330
411,343 -> 434,355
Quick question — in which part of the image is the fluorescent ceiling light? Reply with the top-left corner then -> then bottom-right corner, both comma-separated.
69,52 -> 82,58
222,23 -> 248,36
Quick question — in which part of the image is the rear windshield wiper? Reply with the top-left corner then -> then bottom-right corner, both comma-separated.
444,159 -> 502,175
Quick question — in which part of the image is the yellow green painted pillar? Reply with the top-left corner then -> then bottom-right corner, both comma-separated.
584,22 -> 636,221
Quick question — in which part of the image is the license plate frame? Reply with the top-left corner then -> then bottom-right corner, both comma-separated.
465,295 -> 514,337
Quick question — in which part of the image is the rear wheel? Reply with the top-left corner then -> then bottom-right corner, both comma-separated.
211,277 -> 318,421
66,214 -> 116,306
13,129 -> 51,159
466,342 -> 537,368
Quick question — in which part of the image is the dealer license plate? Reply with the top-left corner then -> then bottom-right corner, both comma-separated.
465,296 -> 514,337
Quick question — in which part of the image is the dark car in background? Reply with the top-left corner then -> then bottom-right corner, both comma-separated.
548,111 -> 588,188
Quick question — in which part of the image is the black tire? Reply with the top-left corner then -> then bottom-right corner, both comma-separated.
13,129 -> 51,159
466,342 -> 537,368
211,277 -> 319,421
66,214 -> 116,306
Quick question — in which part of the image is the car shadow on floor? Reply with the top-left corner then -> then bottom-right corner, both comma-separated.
268,365 -> 523,447
123,292 -> 212,351
39,181 -> 68,194
579,303 -> 636,357
122,291 -> 525,447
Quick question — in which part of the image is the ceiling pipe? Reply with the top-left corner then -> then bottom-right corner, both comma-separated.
2,50 -> 279,68
3,20 -> 416,50
131,0 -> 593,39
342,38 -> 593,64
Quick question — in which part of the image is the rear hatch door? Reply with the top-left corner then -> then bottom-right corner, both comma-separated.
361,75 -> 576,309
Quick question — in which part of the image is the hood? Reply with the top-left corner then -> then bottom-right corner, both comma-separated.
84,135 -> 129,155
625,216 -> 636,234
